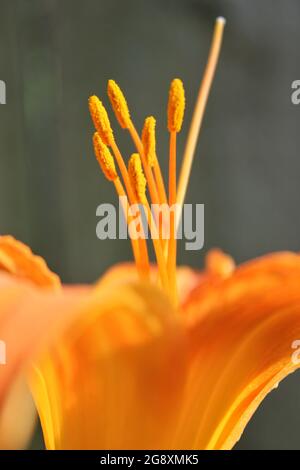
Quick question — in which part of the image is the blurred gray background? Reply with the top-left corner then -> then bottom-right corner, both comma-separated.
1,0 -> 300,450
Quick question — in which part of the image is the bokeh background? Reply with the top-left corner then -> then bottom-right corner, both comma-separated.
1,0 -> 300,450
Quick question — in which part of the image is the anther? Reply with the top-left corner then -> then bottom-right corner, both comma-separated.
128,153 -> 147,203
142,116 -> 156,167
89,95 -> 114,146
107,80 -> 131,129
93,132 -> 117,181
167,79 -> 185,133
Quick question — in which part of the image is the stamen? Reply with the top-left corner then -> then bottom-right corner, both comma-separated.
92,135 -> 149,279
89,96 -> 114,146
168,79 -> 185,133
107,80 -> 131,129
93,132 -> 117,181
128,154 -> 169,291
142,116 -> 168,203
107,141 -> 150,276
142,116 -> 168,242
128,123 -> 162,214
167,79 -> 185,305
177,17 -> 226,219
88,17 -> 226,303
106,81 -> 161,212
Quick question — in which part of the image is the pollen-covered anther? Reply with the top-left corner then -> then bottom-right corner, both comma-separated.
128,153 -> 147,203
88,95 -> 114,146
167,78 -> 185,133
107,80 -> 131,129
93,132 -> 117,181
142,116 -> 156,167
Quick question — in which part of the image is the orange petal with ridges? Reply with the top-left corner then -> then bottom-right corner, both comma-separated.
0,236 -> 60,288
30,280 -> 186,449
179,252 -> 300,449
0,236 -> 60,448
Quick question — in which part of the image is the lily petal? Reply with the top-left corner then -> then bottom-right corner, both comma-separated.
0,236 -> 60,449
180,252 -> 300,449
0,236 -> 60,288
30,280 -> 186,449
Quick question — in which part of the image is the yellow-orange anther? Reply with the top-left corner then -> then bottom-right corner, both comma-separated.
93,132 -> 117,181
107,80 -> 131,129
142,116 -> 156,167
167,78 -> 185,133
128,153 -> 147,203
88,95 -> 114,146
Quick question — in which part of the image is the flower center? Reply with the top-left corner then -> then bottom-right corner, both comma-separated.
88,17 -> 225,305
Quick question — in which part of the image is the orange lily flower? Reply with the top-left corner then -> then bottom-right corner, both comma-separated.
1,17 -> 300,451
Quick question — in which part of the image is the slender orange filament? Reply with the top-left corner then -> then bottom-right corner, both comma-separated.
153,160 -> 168,253
91,129 -> 150,279
110,141 -> 150,277
168,131 -> 177,303
109,140 -> 136,204
128,153 -> 169,290
128,122 -> 167,259
177,17 -> 226,220
113,178 -> 146,278
142,117 -> 167,205
153,159 -> 168,207
92,133 -> 148,277
142,117 -> 168,249
144,199 -> 169,290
